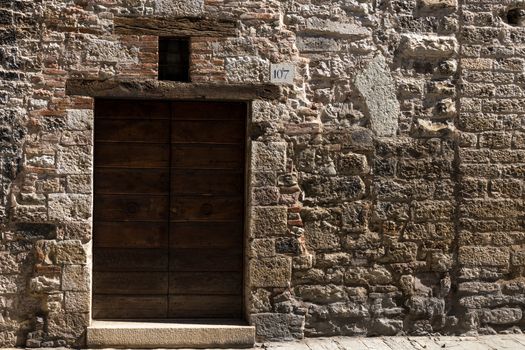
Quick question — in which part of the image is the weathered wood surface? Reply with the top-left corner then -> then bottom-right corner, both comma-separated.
114,16 -> 237,37
92,295 -> 168,319
93,99 -> 245,320
66,79 -> 282,100
168,295 -> 242,318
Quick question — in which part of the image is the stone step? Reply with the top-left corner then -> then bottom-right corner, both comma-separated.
87,320 -> 255,349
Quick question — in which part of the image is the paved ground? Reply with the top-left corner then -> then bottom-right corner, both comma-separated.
255,335 -> 525,350
18,335 -> 525,349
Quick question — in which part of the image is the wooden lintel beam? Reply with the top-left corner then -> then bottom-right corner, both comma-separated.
65,79 -> 282,101
114,16 -> 237,37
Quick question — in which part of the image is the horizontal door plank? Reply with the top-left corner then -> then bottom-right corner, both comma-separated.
172,120 -> 244,144
168,295 -> 242,318
172,101 -> 246,121
95,100 -> 170,119
171,144 -> 243,169
93,295 -> 167,319
94,195 -> 169,221
95,143 -> 169,168
94,248 -> 168,272
170,222 -> 243,249
169,272 -> 242,295
169,248 -> 242,272
93,272 -> 168,294
95,168 -> 169,195
95,119 -> 170,143
171,170 -> 243,196
94,221 -> 168,248
170,196 -> 243,221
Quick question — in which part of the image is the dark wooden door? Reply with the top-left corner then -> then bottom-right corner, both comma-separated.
92,100 -> 245,319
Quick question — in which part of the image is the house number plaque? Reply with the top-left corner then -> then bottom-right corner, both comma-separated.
270,63 -> 295,85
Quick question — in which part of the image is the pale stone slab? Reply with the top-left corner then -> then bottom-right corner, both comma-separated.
155,0 -> 204,16
332,337 -> 371,350
87,320 -> 255,349
304,337 -> 341,350
432,338 -> 494,350
354,54 -> 399,137
261,341 -> 310,350
408,337 -> 448,350
383,337 -> 425,350
482,336 -> 525,349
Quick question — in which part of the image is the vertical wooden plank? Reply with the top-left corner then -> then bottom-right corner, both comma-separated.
168,101 -> 246,318
93,99 -> 171,319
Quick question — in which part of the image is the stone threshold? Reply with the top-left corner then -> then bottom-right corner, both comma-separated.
87,319 -> 255,349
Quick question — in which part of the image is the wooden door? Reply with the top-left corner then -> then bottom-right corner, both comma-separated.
92,100 -> 245,319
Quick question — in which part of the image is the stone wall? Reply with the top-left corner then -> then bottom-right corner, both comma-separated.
1,0 -> 525,346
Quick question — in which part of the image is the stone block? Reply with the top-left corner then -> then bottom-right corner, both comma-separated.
155,0 -> 204,16
412,200 -> 454,222
345,266 -> 393,286
60,130 -> 92,146
355,54 -> 399,137
295,285 -> 348,303
252,186 -> 280,206
249,256 -> 291,288
250,313 -> 304,340
251,141 -> 286,172
381,242 -> 418,263
302,175 -> 365,203
459,246 -> 510,267
56,222 -> 92,242
46,311 -> 89,343
275,237 -> 300,255
65,109 -> 93,130
250,206 -> 288,238
64,292 -> 90,313
305,224 -> 340,253
248,289 -> 272,314
398,34 -> 458,58
25,151 -> 55,168
86,39 -> 139,63
62,265 -> 90,292
249,238 -> 275,258
0,275 -> 18,294
302,18 -> 371,39
225,56 -> 270,83
55,240 -> 87,265
370,318 -> 403,336
29,276 -> 60,294
48,194 -> 92,222
479,308 -> 523,325
458,282 -> 501,294
0,252 -> 19,273
338,152 -> 369,175
56,146 -> 92,174
67,175 -> 91,194
12,204 -> 48,223
341,201 -> 369,232
459,199 -> 520,220
417,0 -> 457,14
296,36 -> 340,53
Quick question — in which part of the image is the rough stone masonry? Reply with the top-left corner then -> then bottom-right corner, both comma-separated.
1,0 -> 525,347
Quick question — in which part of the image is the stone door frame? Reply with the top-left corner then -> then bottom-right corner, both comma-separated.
66,78 -> 283,324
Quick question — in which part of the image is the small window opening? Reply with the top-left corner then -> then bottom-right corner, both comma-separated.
159,37 -> 190,82
507,8 -> 525,27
